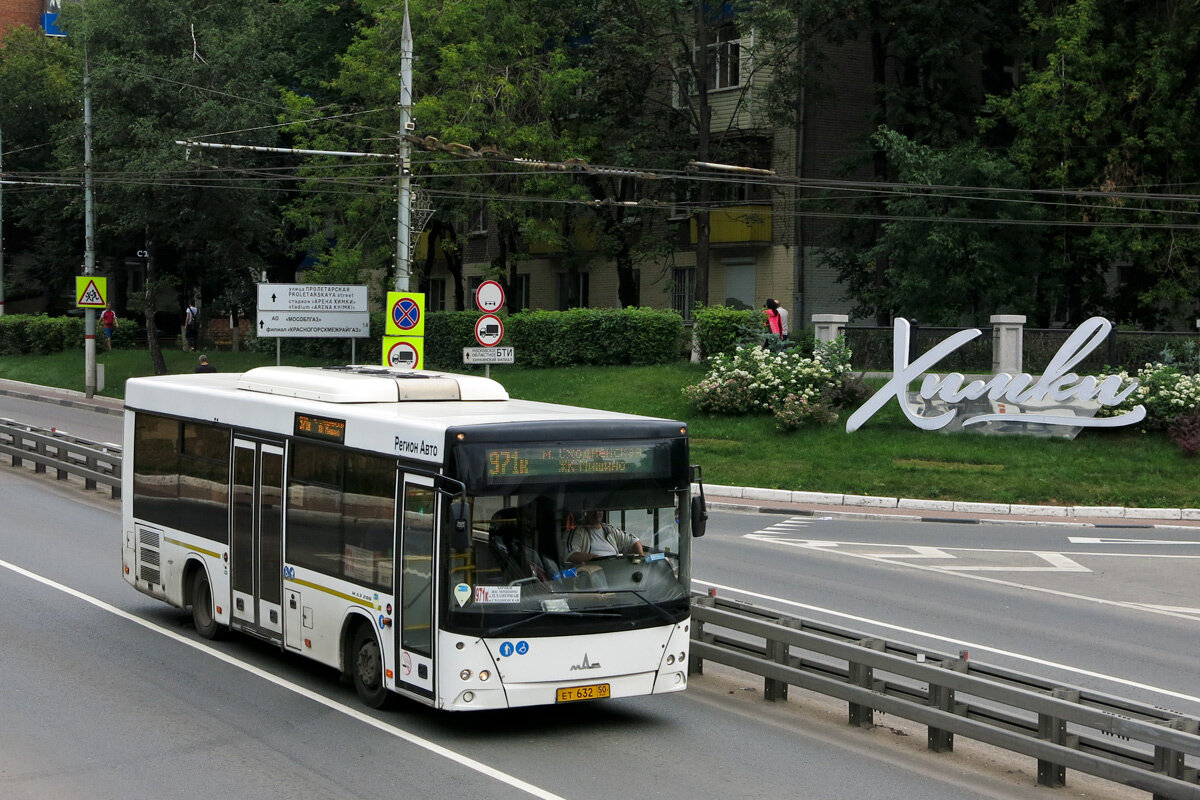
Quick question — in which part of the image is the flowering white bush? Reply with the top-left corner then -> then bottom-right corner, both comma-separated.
1098,362 -> 1200,431
682,344 -> 850,418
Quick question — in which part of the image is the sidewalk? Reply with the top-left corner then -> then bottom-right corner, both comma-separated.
3,377 -> 1197,530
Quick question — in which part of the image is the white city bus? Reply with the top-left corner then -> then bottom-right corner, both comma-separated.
121,366 -> 706,710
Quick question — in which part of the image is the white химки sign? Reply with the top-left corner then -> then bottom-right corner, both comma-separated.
846,317 -> 1144,434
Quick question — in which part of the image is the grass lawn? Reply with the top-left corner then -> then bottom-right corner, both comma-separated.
1,349 -> 1194,508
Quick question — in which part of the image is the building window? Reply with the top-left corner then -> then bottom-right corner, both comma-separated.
556,271 -> 589,310
672,268 -> 696,320
509,274 -> 530,311
428,279 -> 446,312
707,23 -> 741,90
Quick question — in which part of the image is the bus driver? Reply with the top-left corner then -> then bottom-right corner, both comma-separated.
565,510 -> 644,564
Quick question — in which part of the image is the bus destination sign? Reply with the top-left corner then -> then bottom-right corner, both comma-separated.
485,443 -> 666,479
294,413 -> 347,444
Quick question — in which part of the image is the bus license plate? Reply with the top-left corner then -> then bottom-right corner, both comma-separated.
556,683 -> 611,703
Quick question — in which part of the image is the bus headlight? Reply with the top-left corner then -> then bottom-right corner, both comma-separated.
479,670 -> 491,681
460,669 -> 472,681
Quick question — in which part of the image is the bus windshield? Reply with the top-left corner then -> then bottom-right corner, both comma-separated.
445,487 -> 691,637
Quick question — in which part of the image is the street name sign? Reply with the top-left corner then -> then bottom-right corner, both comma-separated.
463,346 -> 515,364
257,311 -> 370,338
257,283 -> 367,312
256,283 -> 370,338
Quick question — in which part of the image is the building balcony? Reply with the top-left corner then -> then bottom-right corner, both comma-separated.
689,204 -> 772,245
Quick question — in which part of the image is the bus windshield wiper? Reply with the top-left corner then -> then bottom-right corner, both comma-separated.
482,609 -> 621,638
623,590 -> 678,625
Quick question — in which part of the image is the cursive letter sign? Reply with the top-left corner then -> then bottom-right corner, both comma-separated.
845,318 -> 1145,433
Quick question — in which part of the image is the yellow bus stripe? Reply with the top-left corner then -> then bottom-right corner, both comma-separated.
287,576 -> 373,605
164,538 -> 222,560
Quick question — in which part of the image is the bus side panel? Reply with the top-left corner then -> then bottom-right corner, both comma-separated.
282,566 -> 393,674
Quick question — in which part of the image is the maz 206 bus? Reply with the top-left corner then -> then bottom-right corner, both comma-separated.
122,366 -> 707,711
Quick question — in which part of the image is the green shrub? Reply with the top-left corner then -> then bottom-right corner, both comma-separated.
509,307 -> 683,367
692,305 -> 765,359
1098,362 -> 1200,431
682,344 -> 849,416
0,314 -> 85,356
424,311 -> 484,369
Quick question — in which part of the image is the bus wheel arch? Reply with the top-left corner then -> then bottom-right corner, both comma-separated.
186,561 -> 225,640
344,615 -> 391,709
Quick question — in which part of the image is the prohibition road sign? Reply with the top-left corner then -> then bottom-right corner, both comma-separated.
391,296 -> 422,332
385,339 -> 421,369
474,313 -> 504,347
475,280 -> 505,313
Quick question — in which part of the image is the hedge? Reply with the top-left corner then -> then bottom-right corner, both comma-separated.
0,314 -> 85,356
425,307 -> 685,370
691,305 -> 766,360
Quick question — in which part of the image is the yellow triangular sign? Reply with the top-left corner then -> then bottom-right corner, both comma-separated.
76,276 -> 107,308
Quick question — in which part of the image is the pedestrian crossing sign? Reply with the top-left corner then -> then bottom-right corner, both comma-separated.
76,277 -> 108,308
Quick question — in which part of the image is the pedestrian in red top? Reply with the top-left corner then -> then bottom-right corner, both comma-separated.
763,299 -> 782,335
100,305 -> 119,350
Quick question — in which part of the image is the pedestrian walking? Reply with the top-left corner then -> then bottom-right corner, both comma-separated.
184,302 -> 200,352
100,305 -> 119,350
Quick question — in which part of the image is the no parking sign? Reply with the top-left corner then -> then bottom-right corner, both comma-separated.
385,292 -> 425,337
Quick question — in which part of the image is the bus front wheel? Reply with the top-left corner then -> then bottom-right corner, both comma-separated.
191,571 -> 224,640
351,625 -> 391,708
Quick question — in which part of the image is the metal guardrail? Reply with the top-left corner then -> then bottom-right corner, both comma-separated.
3,421 -> 1197,797
0,418 -> 122,498
690,591 -> 1200,800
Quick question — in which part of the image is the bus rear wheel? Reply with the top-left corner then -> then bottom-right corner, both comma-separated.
351,625 -> 391,708
191,571 -> 224,640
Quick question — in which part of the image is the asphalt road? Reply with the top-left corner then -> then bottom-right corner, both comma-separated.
0,394 -> 1192,798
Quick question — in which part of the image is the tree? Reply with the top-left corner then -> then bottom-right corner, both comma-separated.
60,0 -> 295,371
0,29 -> 81,312
989,0 -> 1200,328
830,127 -> 1047,325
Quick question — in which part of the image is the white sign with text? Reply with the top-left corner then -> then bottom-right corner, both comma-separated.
846,317 -> 1145,434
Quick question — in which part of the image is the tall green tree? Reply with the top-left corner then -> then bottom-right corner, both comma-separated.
989,0 -> 1200,327
60,0 -> 294,372
0,29 -> 79,312
830,127 -> 1047,325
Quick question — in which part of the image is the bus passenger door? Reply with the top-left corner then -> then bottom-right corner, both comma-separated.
230,439 -> 284,643
396,476 -> 436,697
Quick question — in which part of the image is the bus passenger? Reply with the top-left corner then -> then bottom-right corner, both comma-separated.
565,510 -> 644,564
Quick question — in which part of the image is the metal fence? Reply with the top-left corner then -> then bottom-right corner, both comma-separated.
0,419 -> 122,498
4,421 -> 1198,798
845,325 -> 1200,375
690,591 -> 1200,800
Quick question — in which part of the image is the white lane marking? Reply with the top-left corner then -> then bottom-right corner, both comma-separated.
0,557 -> 566,800
745,535 -> 1092,574
693,577 -> 1200,708
742,536 -> 1200,619
1070,536 -> 1200,545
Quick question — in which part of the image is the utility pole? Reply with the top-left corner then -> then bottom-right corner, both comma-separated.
83,55 -> 98,398
394,1 -> 414,292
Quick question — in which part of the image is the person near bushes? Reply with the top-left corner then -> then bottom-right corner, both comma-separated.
194,354 -> 216,373
100,305 -> 119,350
763,299 -> 783,336
771,298 -> 790,338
